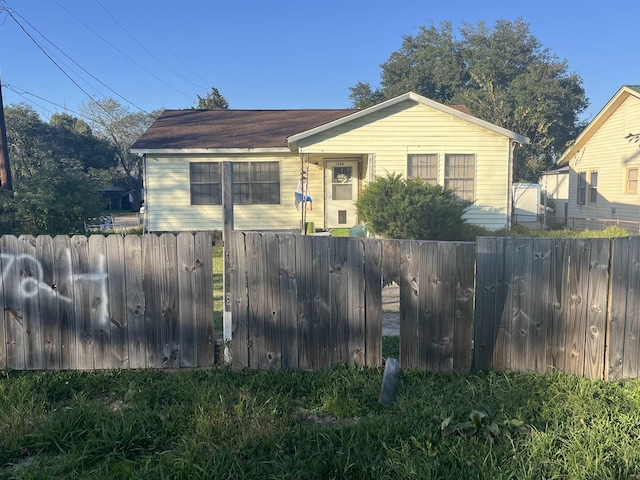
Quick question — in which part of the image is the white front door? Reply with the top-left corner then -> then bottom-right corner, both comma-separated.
325,159 -> 359,229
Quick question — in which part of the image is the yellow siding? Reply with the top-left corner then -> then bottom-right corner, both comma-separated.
565,95 -> 640,224
145,153 -> 309,232
298,100 -> 513,229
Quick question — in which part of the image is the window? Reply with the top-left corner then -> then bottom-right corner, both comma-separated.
233,162 -> 280,204
190,162 -> 221,205
589,171 -> 598,203
577,172 -> 586,205
627,168 -> 638,193
407,154 -> 438,184
444,154 -> 475,201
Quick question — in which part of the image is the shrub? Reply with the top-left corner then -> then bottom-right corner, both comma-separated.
355,173 -> 473,240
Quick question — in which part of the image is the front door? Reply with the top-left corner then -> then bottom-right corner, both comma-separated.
325,159 -> 359,229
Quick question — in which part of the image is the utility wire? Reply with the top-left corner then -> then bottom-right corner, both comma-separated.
10,8 -> 147,113
2,81 -> 98,122
124,0 -> 208,89
52,0 -> 192,101
96,0 -> 204,91
2,6 -> 120,121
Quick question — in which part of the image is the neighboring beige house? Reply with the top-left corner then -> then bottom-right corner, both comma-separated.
558,85 -> 640,230
131,92 -> 529,233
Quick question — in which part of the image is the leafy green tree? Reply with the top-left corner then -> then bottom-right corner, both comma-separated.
82,99 -> 161,210
195,87 -> 229,110
356,173 -> 473,240
2,104 -> 111,234
12,160 -> 105,234
349,18 -> 588,181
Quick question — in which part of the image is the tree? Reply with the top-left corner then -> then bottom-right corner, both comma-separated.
195,87 -> 229,110
349,18 -> 589,181
82,98 -> 161,210
355,173 -> 475,240
2,104 -> 111,234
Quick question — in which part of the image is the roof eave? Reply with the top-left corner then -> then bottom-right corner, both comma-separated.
558,85 -> 640,166
130,147 -> 293,155
287,91 -> 530,145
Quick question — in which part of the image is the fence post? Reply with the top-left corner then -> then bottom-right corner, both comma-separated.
223,161 -> 234,363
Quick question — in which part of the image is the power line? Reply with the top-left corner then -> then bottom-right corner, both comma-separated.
9,7 -> 147,113
96,0 -> 205,92
52,0 -> 193,101
2,82 -> 96,122
124,0 -> 208,89
2,6 -> 120,121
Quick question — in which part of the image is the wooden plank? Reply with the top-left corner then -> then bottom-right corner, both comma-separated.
70,235 -> 93,370
547,238 -> 570,373
296,235 -> 314,370
530,239 -> 553,374
453,242 -> 475,373
230,231 -> 249,368
312,236 -> 331,369
54,235 -> 75,370
194,232 -> 214,367
564,239 -> 591,376
278,234 -> 298,368
37,235 -> 61,370
18,236 -> 42,370
346,239 -> 365,365
509,238 -> 534,373
329,237 -> 349,364
158,234 -> 180,368
583,238 -> 610,380
105,235 -> 128,369
474,237 -> 498,370
493,237 -> 514,371
399,240 -> 420,369
417,241 -> 438,371
142,234 -> 162,368
364,239 -> 382,367
1,235 -> 25,370
0,236 -> 7,370
88,235 -> 110,370
606,237 -> 628,380
623,236 -> 640,379
124,235 -> 145,369
438,242 -> 457,371
177,233 -> 196,367
247,233 -> 281,369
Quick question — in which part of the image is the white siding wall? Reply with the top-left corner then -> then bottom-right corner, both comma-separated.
566,95 -> 640,224
145,153 -> 307,232
298,101 -> 513,230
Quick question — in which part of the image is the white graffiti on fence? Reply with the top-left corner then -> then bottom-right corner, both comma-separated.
0,250 -> 109,324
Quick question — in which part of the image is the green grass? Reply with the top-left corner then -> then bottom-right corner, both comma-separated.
213,245 -> 223,333
495,224 -> 631,238
2,367 -> 640,479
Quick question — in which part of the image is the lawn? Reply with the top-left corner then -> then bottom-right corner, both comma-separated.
2,365 -> 640,479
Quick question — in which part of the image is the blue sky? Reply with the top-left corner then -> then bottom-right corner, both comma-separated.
0,0 -> 636,123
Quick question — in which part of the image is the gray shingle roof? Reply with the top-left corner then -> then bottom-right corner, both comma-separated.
130,109 -> 359,151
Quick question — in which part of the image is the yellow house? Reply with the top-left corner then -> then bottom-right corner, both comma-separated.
558,86 -> 640,231
131,92 -> 529,233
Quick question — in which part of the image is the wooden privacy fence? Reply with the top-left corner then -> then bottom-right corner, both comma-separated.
0,232 -> 214,371
230,233 -> 640,380
475,236 -> 640,380
227,232 -> 476,371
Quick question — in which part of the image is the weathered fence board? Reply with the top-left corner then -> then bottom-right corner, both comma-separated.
0,233 -> 214,371
231,233 -> 383,369
454,242 -> 475,372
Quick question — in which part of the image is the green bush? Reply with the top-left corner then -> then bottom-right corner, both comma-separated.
356,173 -> 474,240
